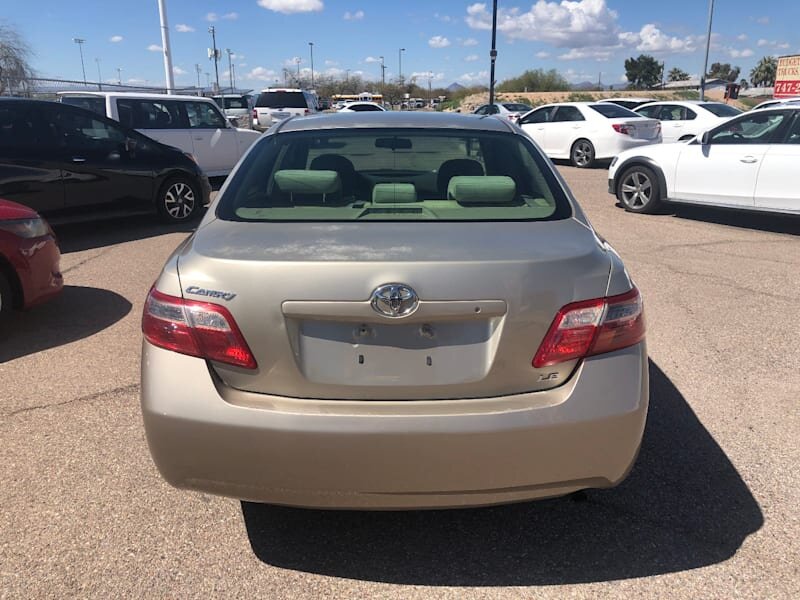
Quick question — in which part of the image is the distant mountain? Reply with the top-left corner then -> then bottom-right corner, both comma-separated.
571,81 -> 601,91
447,82 -> 465,92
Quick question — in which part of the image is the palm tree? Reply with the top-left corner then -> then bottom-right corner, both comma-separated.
750,56 -> 777,87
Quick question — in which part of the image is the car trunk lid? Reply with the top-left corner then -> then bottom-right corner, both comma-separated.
176,218 -> 612,399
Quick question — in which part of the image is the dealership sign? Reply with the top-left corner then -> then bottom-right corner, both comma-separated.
775,55 -> 800,98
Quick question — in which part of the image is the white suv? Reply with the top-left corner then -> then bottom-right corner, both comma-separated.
58,92 -> 260,177
634,101 -> 742,144
252,88 -> 318,132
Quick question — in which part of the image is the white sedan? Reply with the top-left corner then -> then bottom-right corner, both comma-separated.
337,101 -> 386,113
473,102 -> 533,123
517,102 -> 662,168
634,100 -> 741,143
608,106 -> 800,215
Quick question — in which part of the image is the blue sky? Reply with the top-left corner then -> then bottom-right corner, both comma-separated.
6,1 -> 799,89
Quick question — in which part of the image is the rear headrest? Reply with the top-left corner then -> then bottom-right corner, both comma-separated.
447,176 -> 516,204
274,170 -> 341,195
372,183 -> 417,204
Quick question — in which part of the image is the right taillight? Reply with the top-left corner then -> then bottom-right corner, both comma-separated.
142,287 -> 257,369
533,287 -> 644,368
612,123 -> 633,136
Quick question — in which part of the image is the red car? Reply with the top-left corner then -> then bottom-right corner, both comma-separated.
0,199 -> 63,319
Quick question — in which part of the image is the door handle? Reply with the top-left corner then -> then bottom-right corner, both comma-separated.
740,156 -> 758,164
71,157 -> 86,163
194,137 -> 204,141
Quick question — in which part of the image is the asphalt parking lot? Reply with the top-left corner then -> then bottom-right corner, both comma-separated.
2,166 -> 798,598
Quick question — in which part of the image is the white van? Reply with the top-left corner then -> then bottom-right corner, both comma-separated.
58,92 -> 261,177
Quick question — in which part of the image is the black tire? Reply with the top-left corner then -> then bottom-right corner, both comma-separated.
156,176 -> 201,223
0,271 -> 13,323
570,139 -> 595,168
616,165 -> 663,214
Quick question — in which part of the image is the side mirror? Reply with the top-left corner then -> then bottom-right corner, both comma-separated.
124,138 -> 138,154
700,131 -> 711,145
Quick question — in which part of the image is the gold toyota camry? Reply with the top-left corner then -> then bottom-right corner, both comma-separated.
141,112 -> 648,509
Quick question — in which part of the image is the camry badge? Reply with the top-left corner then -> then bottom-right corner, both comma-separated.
370,283 -> 419,318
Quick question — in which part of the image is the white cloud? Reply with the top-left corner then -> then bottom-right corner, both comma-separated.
324,59 -> 338,66
535,51 -> 550,58
245,66 -> 278,81
620,23 -> 696,53
558,47 -> 612,61
173,66 -> 187,76
364,56 -> 381,63
283,56 -> 303,67
429,35 -> 451,48
757,38 -> 769,47
458,70 -> 489,83
257,0 -> 323,14
410,71 -> 445,82
729,48 -> 754,59
109,35 -> 123,43
755,16 -> 770,25
758,39 -> 790,50
205,12 -> 218,22
462,37 -> 479,46
175,24 -> 195,32
736,33 -> 748,42
466,0 -> 620,48
147,44 -> 163,52
222,12 -> 238,20
126,78 -> 147,85
465,54 -> 479,62
435,13 -> 453,23
344,10 -> 364,20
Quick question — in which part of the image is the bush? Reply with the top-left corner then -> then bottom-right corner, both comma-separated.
497,69 -> 570,93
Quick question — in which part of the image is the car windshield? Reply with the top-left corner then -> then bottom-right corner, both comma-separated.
589,104 -> 640,118
217,128 -> 571,222
502,103 -> 533,112
256,92 -> 307,109
60,96 -> 106,116
701,103 -> 742,117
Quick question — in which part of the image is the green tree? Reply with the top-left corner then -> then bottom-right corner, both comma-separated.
667,67 -> 690,82
749,56 -> 777,87
496,69 -> 569,93
0,24 -> 35,95
707,62 -> 741,82
624,55 -> 662,89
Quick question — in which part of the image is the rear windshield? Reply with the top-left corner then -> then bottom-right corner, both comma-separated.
217,96 -> 249,109
589,104 -> 640,118
502,103 -> 533,112
701,103 -> 742,117
256,92 -> 308,109
60,96 -> 106,115
217,128 -> 571,222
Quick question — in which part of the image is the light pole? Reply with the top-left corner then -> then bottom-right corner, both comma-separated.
488,0 -> 498,108
208,25 -> 220,92
295,57 -> 301,85
226,49 -> 234,91
72,38 -> 87,84
700,0 -> 715,101
195,63 -> 202,89
309,42 -> 315,89
380,56 -> 386,90
95,58 -> 102,90
117,67 -> 122,85
428,71 -> 433,104
398,48 -> 405,87
157,0 -> 175,94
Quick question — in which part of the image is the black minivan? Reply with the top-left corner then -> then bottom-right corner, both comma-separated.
0,98 -> 210,223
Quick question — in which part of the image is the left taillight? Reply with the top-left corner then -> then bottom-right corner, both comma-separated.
612,123 -> 633,136
533,287 -> 645,368
142,287 -> 257,369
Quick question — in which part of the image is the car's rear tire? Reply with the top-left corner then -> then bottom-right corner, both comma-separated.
617,165 -> 662,214
0,271 -> 13,322
570,139 -> 595,168
156,176 -> 201,224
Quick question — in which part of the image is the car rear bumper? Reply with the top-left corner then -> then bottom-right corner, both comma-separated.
141,341 -> 649,509
16,235 -> 63,309
596,136 -> 661,160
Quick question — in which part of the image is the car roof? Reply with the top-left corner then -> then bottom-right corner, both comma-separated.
277,111 -> 514,133
260,88 -> 304,93
57,91 -> 218,101
598,97 -> 656,102
636,100 -> 725,107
